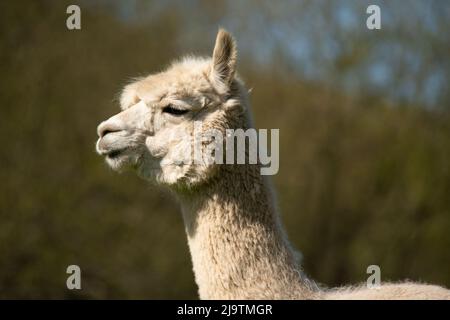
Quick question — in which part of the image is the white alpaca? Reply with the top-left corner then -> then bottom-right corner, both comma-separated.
96,29 -> 450,299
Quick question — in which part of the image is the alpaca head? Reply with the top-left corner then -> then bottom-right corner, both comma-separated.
96,29 -> 248,188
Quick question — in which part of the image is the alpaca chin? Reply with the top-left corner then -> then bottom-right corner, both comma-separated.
104,153 -> 133,172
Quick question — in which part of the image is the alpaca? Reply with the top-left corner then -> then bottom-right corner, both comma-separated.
96,29 -> 450,299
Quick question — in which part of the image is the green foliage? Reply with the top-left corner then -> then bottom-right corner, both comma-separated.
0,1 -> 448,298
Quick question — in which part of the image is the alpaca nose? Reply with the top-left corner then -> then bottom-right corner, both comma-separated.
97,121 -> 124,138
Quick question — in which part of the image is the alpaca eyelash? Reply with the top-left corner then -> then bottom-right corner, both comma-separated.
162,105 -> 189,116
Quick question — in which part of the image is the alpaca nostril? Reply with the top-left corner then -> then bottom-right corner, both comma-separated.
97,122 -> 123,138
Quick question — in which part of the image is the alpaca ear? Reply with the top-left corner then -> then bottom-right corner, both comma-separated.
210,29 -> 237,91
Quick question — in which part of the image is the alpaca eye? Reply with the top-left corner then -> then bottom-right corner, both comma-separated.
162,105 -> 189,116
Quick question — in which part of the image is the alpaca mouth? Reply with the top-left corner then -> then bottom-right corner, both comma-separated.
105,148 -> 126,159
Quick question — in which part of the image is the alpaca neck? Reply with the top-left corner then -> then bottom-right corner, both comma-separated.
177,163 -> 318,299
